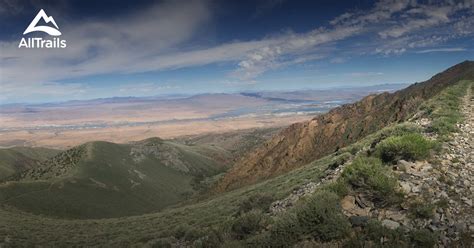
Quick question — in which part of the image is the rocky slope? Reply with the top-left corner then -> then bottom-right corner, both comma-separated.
268,80 -> 473,246
216,61 -> 474,191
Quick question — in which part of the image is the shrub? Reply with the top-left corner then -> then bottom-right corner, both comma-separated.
409,200 -> 435,219
263,212 -> 301,247
383,123 -> 422,137
183,227 -> 205,242
238,192 -> 275,214
364,219 -> 406,247
435,197 -> 449,209
375,133 -> 435,163
328,152 -> 352,170
341,157 -> 401,205
409,229 -> 437,248
324,178 -> 349,198
344,220 -> 437,247
192,229 -> 221,248
295,191 -> 350,241
148,237 -> 175,248
173,224 -> 191,239
230,209 -> 268,240
429,117 -> 459,137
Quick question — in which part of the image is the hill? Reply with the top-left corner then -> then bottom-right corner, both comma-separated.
0,138 -> 229,219
216,61 -> 474,191
0,127 -> 278,219
0,147 -> 60,180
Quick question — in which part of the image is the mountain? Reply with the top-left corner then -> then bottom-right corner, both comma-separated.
0,138 -> 229,219
0,127 -> 278,219
0,147 -> 60,180
216,61 -> 474,191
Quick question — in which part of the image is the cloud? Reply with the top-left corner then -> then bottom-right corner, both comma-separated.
1,0 -> 474,103
231,26 -> 361,79
415,47 -> 467,53
348,72 -> 384,77
0,0 -> 212,102
379,5 -> 452,39
118,82 -> 181,94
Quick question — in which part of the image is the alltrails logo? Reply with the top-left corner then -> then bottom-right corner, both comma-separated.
19,9 -> 67,48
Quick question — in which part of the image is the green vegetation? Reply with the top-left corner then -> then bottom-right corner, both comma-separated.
237,190 -> 350,246
344,220 -> 437,248
338,122 -> 421,156
237,192 -> 275,214
259,212 -> 301,247
230,209 -> 269,239
375,133 -> 436,163
422,80 -> 471,138
328,152 -> 352,169
410,229 -> 438,248
0,140 -> 228,219
295,191 -> 350,241
409,200 -> 435,219
0,146 -> 60,180
325,178 -> 349,197
341,157 -> 401,205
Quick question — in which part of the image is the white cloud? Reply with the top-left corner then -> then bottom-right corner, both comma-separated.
232,26 -> 362,79
348,72 -> 384,77
415,47 -> 467,53
1,0 -> 474,103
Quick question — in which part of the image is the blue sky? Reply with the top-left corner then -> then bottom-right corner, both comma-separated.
0,0 -> 473,104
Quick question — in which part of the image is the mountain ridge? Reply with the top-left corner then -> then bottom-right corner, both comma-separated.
216,60 -> 474,192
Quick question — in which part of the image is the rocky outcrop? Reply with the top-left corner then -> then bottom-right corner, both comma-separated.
342,84 -> 473,246
268,81 -> 473,246
216,61 -> 474,192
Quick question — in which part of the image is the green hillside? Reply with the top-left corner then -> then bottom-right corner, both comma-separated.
0,147 -> 60,180
0,138 -> 228,219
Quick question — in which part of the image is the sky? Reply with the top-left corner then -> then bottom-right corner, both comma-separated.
0,0 -> 473,104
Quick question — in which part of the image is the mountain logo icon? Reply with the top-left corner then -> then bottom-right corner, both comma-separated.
23,9 -> 61,36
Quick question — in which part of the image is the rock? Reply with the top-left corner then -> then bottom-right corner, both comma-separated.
454,223 -> 466,232
428,225 -> 438,231
355,195 -> 371,208
398,160 -> 414,168
447,226 -> 456,237
349,216 -> 369,227
431,213 -> 441,225
382,219 -> 400,230
411,185 -> 421,193
439,191 -> 448,198
385,210 -> 406,222
341,195 -> 370,216
399,182 -> 411,193
341,195 -> 356,210
463,198 -> 472,207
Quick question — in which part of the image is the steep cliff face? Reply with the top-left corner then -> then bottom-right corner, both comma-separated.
216,61 -> 474,191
